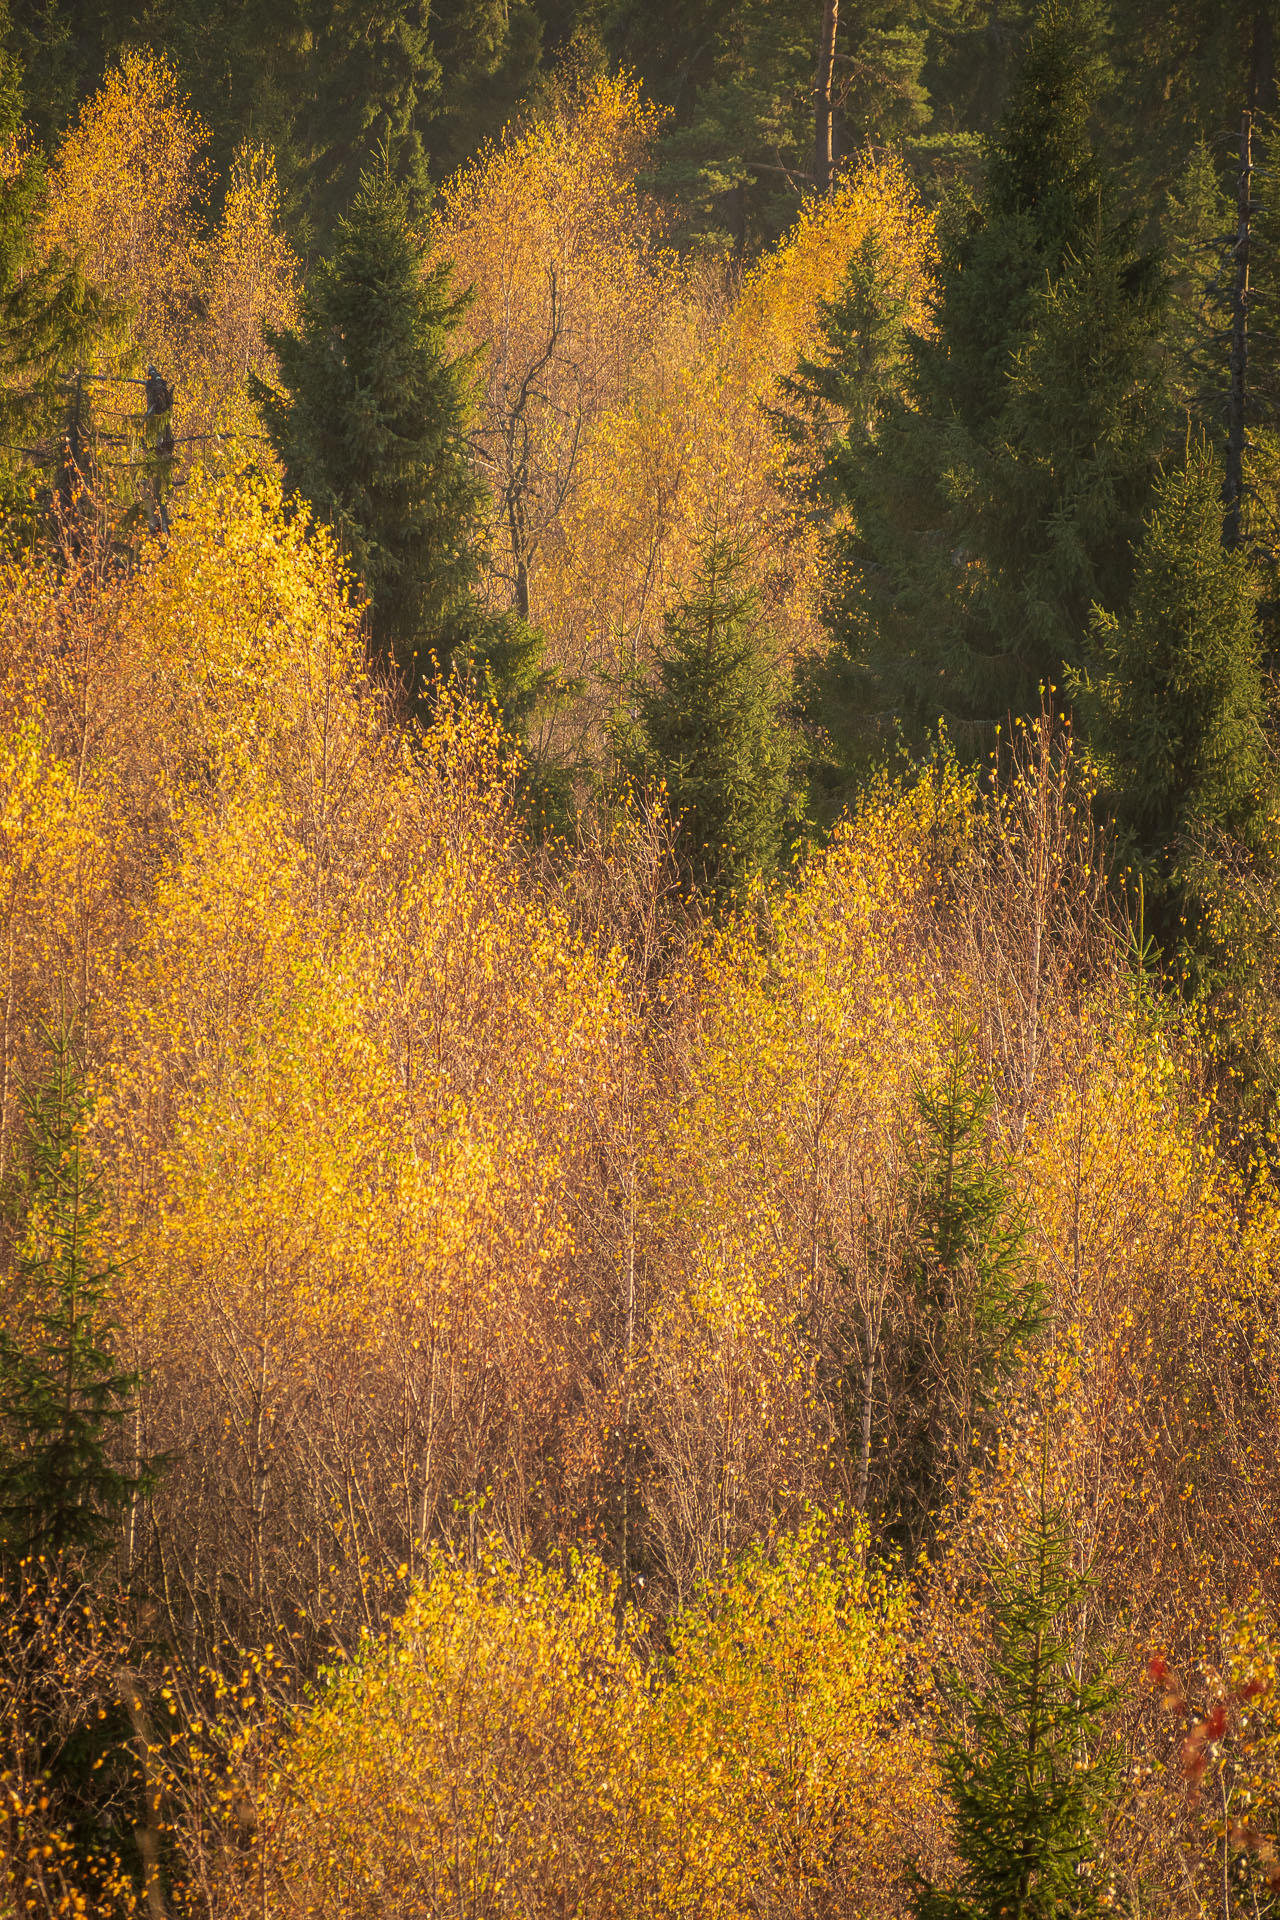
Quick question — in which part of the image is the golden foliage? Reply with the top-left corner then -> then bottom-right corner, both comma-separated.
41,51 -> 297,443
435,71 -> 678,695
41,51 -> 210,375
1,473 -> 628,1655
640,772 -> 961,1590
436,81 -> 935,748
6,470 -> 1280,1910
0,1569 -> 144,1918
5,75 -> 1280,1914
652,1513 -> 939,1917
209,1520 -> 929,1919
249,1551 -> 647,1919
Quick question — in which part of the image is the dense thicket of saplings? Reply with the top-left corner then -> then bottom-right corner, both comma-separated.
2,2 -> 1280,1913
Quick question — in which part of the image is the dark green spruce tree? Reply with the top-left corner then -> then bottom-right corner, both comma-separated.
775,228 -> 915,506
253,170 -> 490,703
1161,140 -> 1235,424
0,1031 -> 149,1571
815,0 -> 1166,763
916,1497 -> 1120,1920
293,0 -> 440,235
1073,437 -> 1268,942
616,539 -> 801,904
888,1036 -> 1044,1549
774,229 -> 917,806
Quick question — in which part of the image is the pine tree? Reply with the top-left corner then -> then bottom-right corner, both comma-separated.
1073,437 -> 1267,935
817,0 -> 1166,757
252,169 -> 487,701
617,539 -> 801,903
891,1036 -> 1044,1548
0,1031 -> 149,1571
916,1499 -> 1120,1920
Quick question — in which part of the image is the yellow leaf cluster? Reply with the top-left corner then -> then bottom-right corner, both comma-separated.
228,1518 -> 930,1919
4,383 -> 1280,1918
40,50 -> 297,443
435,77 -> 935,744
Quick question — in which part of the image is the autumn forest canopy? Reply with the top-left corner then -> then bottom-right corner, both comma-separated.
4,0 -> 1280,1914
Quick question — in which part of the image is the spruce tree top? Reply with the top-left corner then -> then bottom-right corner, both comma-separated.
983,0 -> 1105,259
253,169 -> 485,697
617,538 -> 799,905
927,0 -> 1114,441
1077,437 -> 1267,884
0,1032 -> 151,1571
886,1036 -> 1044,1554
774,229 -> 913,512
916,1500 -> 1120,1920
813,0 -> 1166,756
906,1042 -> 1043,1398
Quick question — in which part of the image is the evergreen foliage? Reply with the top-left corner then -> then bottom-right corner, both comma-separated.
0,1032 -> 148,1571
775,229 -> 914,505
423,0 -> 545,183
1074,438 -> 1268,934
1162,140 -> 1235,423
892,1036 -> 1043,1547
1107,0 -> 1276,191
617,539 -> 800,903
252,169 -> 487,701
644,0 -> 938,252
815,0 -> 1166,756
293,0 -> 440,233
0,50 -> 118,539
915,1498 -> 1120,1920
1153,134 -> 1280,639
607,0 -> 1035,252
776,230 -> 918,806
1,0 -> 546,240
1230,116 -> 1280,627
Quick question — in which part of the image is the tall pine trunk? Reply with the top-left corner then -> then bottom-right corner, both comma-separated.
815,0 -> 839,196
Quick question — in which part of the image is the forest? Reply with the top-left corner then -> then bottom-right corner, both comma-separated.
1,0 -> 1280,1913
